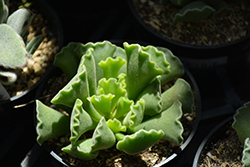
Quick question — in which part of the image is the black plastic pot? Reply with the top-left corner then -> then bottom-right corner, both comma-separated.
192,117 -> 234,167
0,0 -> 63,130
34,42 -> 201,166
127,0 -> 250,69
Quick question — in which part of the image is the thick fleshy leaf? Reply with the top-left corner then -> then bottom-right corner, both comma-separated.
107,118 -> 127,133
54,41 -> 126,80
242,138 -> 250,167
70,99 -> 95,145
91,117 -> 116,152
133,101 -> 183,146
77,48 -> 97,96
138,76 -> 162,116
99,57 -> 126,79
62,138 -> 99,160
26,35 -> 43,55
116,129 -> 164,154
157,47 -> 184,84
113,97 -> 133,119
51,64 -> 89,108
0,24 -> 28,68
36,100 -> 70,145
7,8 -> 33,37
0,0 -> 8,23
161,78 -> 194,113
124,42 -> 164,101
98,77 -> 126,113
232,102 -> 250,144
83,41 -> 121,81
123,99 -> 145,130
174,1 -> 215,23
54,42 -> 84,78
141,45 -> 170,76
87,94 -> 115,119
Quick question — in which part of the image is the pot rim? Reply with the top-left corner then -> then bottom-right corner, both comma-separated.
34,42 -> 202,166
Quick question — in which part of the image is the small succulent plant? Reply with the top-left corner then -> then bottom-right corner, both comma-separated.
0,0 -> 43,86
159,0 -> 233,23
36,41 -> 194,160
232,102 -> 250,167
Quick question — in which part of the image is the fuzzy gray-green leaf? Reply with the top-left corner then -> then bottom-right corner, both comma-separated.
0,24 -> 28,68
6,8 -> 33,37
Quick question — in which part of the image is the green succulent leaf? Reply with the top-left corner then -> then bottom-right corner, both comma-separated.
242,138 -> 250,167
107,118 -> 127,133
99,57 -> 126,79
54,41 -> 126,80
140,45 -> 170,77
232,102 -> 250,144
87,94 -> 115,119
116,129 -> 164,154
0,24 -> 28,68
124,42 -> 164,101
114,96 -> 133,119
157,47 -> 184,84
51,64 -> 89,108
138,76 -> 162,116
62,138 -> 99,160
161,78 -> 194,113
0,0 -> 8,23
70,99 -> 95,145
91,117 -> 116,152
77,48 -> 97,96
26,35 -> 43,56
123,98 -> 145,130
53,42 -> 84,78
133,100 -> 183,146
36,100 -> 70,145
98,77 -> 126,106
6,8 -> 33,37
174,1 -> 215,23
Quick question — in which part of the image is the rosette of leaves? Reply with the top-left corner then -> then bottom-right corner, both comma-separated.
159,0 -> 233,23
232,102 -> 250,167
0,0 -> 43,99
36,41 -> 194,160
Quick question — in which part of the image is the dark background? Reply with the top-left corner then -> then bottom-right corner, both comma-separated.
1,0 -> 250,166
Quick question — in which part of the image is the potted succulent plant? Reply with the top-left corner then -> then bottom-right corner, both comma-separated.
193,102 -> 250,167
0,0 -> 62,110
0,0 -> 62,134
35,41 -> 200,166
128,0 -> 250,68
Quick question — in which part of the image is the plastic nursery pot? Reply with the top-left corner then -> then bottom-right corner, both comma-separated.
0,0 -> 63,111
127,0 -> 250,69
34,41 -> 201,167
192,117 -> 242,167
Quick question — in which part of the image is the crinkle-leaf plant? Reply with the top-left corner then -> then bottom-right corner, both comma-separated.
0,0 -> 43,87
232,102 -> 250,167
36,41 -> 194,160
159,0 -> 233,23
